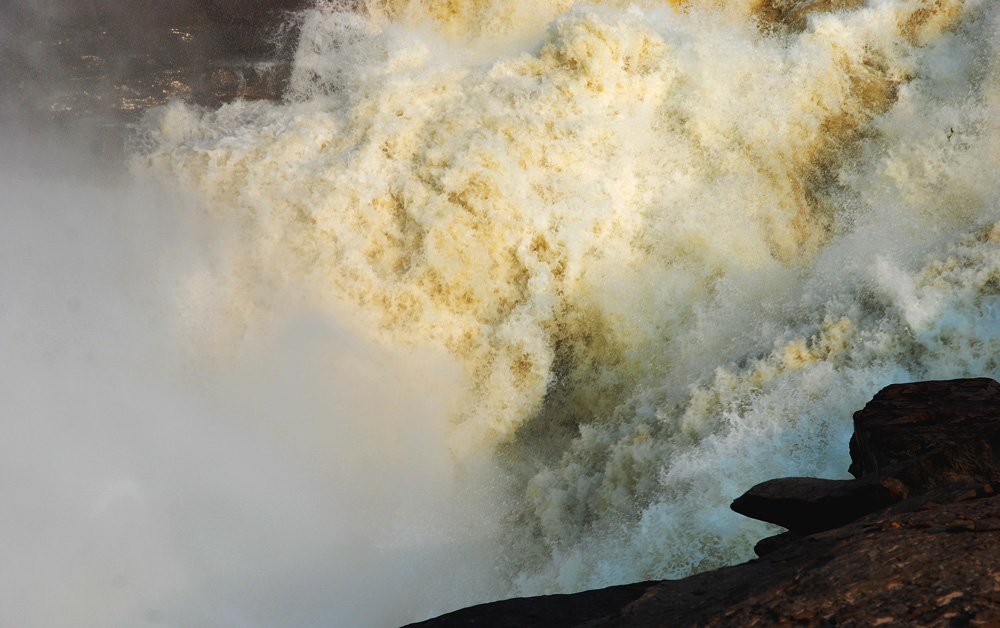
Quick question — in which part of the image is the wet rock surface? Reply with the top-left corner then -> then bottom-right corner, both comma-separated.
0,0 -> 312,157
404,378 -> 1000,628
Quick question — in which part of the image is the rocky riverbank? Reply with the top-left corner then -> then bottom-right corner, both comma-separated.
406,378 -> 1000,627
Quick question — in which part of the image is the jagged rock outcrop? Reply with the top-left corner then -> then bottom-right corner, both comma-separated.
404,378 -> 1000,628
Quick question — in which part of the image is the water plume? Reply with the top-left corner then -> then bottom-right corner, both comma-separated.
7,0 -> 1000,625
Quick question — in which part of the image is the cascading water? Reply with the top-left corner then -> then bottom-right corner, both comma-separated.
5,0 -> 1000,626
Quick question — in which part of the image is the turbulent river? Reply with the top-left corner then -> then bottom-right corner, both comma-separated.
4,0 -> 1000,626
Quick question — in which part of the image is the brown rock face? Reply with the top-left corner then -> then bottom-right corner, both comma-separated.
200,0 -> 316,54
849,378 -> 1000,477
0,0 -> 323,169
730,475 -> 908,535
1,0 -> 317,126
593,485 -> 1000,628
404,378 -> 1000,628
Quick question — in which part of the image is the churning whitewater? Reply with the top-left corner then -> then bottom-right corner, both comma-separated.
9,0 -> 1000,626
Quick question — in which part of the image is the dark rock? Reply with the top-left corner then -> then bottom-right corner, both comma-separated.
404,378 -> 1000,628
203,0 -> 314,24
849,377 -> 1000,477
751,531 -> 800,557
886,431 -> 1000,492
401,583 -> 657,628
0,0 -> 327,168
591,486 -> 1000,628
730,475 -> 908,534
200,0 -> 316,55
1,0 -> 318,126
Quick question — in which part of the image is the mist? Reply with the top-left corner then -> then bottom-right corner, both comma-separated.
0,4 -> 507,626
0,103 -> 504,628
